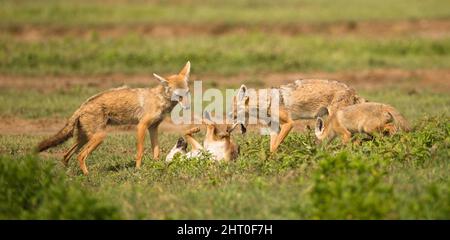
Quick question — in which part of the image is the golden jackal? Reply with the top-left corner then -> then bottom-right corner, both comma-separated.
166,112 -> 240,162
37,62 -> 192,175
315,102 -> 410,143
231,79 -> 366,152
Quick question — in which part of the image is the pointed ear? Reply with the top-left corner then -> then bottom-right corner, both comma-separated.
179,61 -> 191,82
240,124 -> 247,134
315,117 -> 324,137
153,73 -> 169,86
237,84 -> 247,101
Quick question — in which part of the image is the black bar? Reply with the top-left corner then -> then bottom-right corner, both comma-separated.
0,220 -> 448,239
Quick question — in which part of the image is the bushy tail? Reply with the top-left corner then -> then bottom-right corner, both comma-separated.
36,114 -> 79,152
386,106 -> 411,132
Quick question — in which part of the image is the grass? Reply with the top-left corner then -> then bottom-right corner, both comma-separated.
0,117 -> 448,219
1,35 -> 449,76
0,82 -> 448,219
0,86 -> 98,119
0,154 -> 119,219
0,0 -> 449,219
1,0 -> 449,27
1,86 -> 448,120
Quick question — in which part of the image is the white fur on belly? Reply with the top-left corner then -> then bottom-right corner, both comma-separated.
166,146 -> 203,162
204,141 -> 226,161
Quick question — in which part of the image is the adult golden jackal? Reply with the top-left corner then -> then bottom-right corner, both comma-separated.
315,102 -> 410,143
37,62 -> 192,175
231,79 -> 366,153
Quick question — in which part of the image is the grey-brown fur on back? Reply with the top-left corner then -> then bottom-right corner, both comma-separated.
71,86 -> 131,119
279,79 -> 365,120
81,86 -> 129,106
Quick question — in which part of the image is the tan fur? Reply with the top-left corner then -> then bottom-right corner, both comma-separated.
232,79 -> 365,153
37,62 -> 192,175
315,102 -> 410,143
166,115 -> 239,162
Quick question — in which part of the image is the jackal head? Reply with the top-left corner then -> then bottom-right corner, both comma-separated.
153,61 -> 191,110
229,84 -> 250,134
165,137 -> 188,162
204,111 -> 239,140
315,107 -> 330,141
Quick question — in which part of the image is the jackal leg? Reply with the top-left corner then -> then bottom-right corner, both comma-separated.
62,143 -> 78,166
269,131 -> 278,153
270,110 -> 293,153
64,131 -> 89,166
77,131 -> 106,175
136,116 -> 162,168
335,126 -> 352,144
270,121 -> 293,153
149,126 -> 160,160
184,127 -> 202,151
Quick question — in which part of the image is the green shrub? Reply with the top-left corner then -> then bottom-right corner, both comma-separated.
0,155 -> 120,219
310,152 -> 395,219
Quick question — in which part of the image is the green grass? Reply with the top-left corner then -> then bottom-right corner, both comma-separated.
1,35 -> 449,76
1,86 -> 448,120
359,89 -> 450,121
0,0 -> 449,220
0,154 -> 119,219
1,0 -> 449,27
0,117 -> 448,219
0,86 -> 98,119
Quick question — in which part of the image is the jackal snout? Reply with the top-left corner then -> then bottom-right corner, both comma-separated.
153,61 -> 191,110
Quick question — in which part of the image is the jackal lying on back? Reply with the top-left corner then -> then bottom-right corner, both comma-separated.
166,112 -> 240,162
231,79 -> 366,152
315,102 -> 410,143
37,62 -> 192,175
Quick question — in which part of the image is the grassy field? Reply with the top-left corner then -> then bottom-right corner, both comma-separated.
1,35 -> 450,75
0,0 -> 449,219
1,0 -> 450,26
1,117 -> 449,219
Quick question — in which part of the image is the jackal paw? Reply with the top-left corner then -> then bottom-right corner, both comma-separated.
185,127 -> 201,135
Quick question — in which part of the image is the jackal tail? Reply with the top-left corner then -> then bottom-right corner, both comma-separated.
36,112 -> 80,152
386,107 -> 411,132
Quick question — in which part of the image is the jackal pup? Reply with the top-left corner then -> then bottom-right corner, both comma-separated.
37,62 -> 192,175
166,112 -> 240,162
315,102 -> 410,143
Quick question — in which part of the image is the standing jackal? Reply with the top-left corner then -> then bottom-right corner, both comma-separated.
315,102 -> 410,143
231,79 -> 366,153
37,62 -> 192,175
